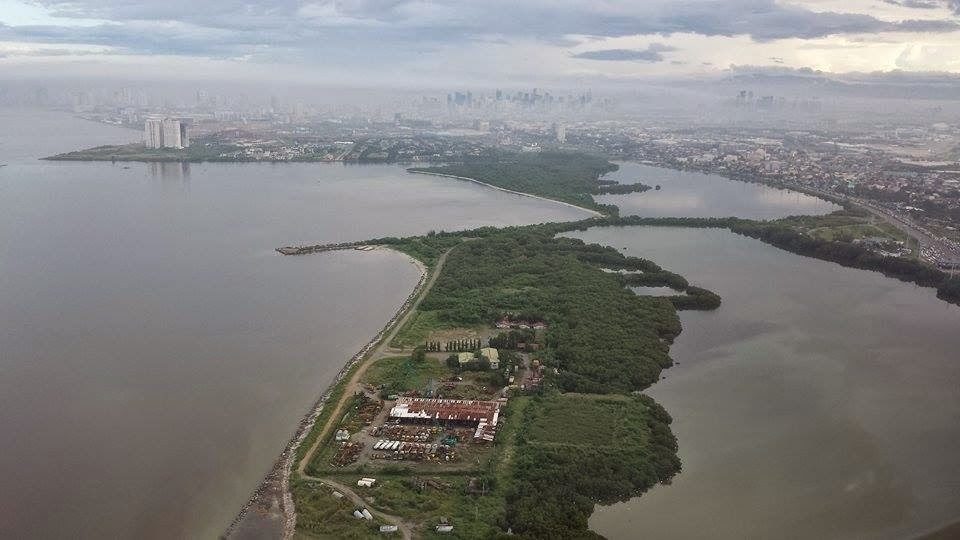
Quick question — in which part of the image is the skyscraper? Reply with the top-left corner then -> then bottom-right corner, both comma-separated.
144,117 -> 190,149
161,119 -> 184,149
144,117 -> 164,148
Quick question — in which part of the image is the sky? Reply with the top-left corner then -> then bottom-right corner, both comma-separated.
1,0 -> 960,87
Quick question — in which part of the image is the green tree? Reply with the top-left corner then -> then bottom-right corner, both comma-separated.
445,354 -> 460,369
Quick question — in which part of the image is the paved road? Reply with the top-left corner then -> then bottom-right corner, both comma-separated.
786,182 -> 960,267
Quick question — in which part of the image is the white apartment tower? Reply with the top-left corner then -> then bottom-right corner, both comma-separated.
144,117 -> 164,149
144,117 -> 190,149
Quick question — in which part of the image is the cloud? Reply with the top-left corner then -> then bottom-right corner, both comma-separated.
16,0 -> 960,49
882,0 -> 941,8
2,0 -> 960,81
572,43 -> 675,62
884,0 -> 960,12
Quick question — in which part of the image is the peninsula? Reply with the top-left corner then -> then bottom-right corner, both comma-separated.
251,150 -> 960,539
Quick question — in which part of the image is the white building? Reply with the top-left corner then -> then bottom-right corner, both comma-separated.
144,118 -> 164,149
161,118 -> 189,149
144,117 -> 190,149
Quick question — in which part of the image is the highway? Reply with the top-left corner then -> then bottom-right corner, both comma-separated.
783,182 -> 960,272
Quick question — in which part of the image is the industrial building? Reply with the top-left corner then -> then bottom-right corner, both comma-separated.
388,397 -> 504,442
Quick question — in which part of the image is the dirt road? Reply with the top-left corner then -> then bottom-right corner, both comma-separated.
296,247 -> 451,476
318,478 -> 413,540
287,247 -> 456,539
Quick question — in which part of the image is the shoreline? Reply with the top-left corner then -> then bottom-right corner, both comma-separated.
222,247 -> 428,539
408,169 -> 605,217
915,518 -> 960,539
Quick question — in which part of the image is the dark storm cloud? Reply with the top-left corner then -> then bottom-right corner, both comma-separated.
572,44 -> 675,62
882,0 -> 941,8
884,0 -> 960,12
5,0 -> 960,60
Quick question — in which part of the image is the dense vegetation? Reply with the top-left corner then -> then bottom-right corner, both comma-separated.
409,151 -> 622,215
44,141 -> 241,162
288,153 -> 960,539
594,182 -> 653,195
507,393 -> 680,538
416,229 -> 695,394
366,225 -> 703,537
365,232 -> 465,268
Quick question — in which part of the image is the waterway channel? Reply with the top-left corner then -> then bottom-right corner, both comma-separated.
569,226 -> 960,540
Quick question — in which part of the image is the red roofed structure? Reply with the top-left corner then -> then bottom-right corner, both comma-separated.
389,397 -> 505,442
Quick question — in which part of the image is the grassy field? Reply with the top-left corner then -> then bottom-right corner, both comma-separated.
362,355 -> 452,396
291,478 -> 383,539
327,473 -> 505,539
523,393 -> 650,448
390,310 -> 447,349
390,309 -> 490,350
506,393 -> 680,537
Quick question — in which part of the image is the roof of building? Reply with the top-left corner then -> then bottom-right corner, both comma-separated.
389,397 -> 505,441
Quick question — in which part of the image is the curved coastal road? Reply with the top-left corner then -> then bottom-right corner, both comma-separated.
294,247 -> 456,539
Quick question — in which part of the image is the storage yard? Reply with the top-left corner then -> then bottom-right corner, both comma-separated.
323,394 -> 507,470
297,307 -> 553,537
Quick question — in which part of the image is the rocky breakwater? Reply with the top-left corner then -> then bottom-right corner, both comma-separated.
276,242 -> 375,256
223,248 -> 428,539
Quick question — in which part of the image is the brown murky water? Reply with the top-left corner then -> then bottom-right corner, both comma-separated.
598,161 -> 838,219
569,226 -> 960,540
0,109 -> 591,539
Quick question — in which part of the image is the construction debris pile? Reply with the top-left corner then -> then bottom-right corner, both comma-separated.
330,441 -> 364,467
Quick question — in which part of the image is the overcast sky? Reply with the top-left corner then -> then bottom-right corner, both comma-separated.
1,0 -> 960,87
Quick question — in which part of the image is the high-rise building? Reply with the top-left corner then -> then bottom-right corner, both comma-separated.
556,123 -> 566,144
144,117 -> 190,149
144,117 -> 164,149
161,119 -> 184,149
